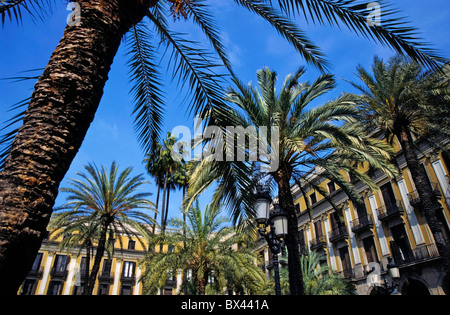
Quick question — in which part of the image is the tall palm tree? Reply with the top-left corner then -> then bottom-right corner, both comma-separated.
51,161 -> 155,295
145,132 -> 181,235
347,55 -> 450,286
0,0 -> 445,294
188,67 -> 397,294
141,200 -> 267,295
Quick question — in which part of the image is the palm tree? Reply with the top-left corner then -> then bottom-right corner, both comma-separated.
188,67 -> 397,294
0,0 -> 445,294
51,161 -> 155,295
141,200 -> 267,295
347,55 -> 450,287
145,132 -> 181,235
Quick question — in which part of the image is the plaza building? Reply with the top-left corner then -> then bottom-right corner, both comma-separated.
284,135 -> 450,295
19,227 -> 180,295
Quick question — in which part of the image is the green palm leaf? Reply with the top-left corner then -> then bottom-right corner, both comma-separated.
276,0 -> 446,70
126,22 -> 165,154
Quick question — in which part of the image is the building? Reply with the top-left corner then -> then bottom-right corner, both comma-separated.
289,135 -> 450,295
19,227 -> 181,295
19,135 -> 450,295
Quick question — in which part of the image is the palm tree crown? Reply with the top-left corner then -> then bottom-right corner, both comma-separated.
188,66 -> 397,295
141,201 -> 267,295
53,161 -> 155,294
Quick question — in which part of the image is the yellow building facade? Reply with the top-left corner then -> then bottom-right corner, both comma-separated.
292,136 -> 450,295
19,228 -> 180,295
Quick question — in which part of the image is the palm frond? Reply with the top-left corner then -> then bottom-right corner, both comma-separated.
187,0 -> 234,76
276,0 -> 446,70
0,0 -> 55,27
147,11 -> 229,122
0,68 -> 43,171
234,0 -> 329,72
126,22 -> 165,154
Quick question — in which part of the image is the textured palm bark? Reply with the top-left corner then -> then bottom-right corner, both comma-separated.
0,0 -> 154,294
274,164 -> 305,295
86,218 -> 111,295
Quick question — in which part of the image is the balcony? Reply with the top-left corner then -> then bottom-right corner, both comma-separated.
408,190 -> 421,206
392,243 -> 441,267
328,226 -> 349,244
50,268 -> 68,280
408,182 -> 442,207
376,202 -> 404,222
165,278 -> 177,287
351,216 -> 374,234
27,266 -> 44,279
310,236 -> 327,251
340,268 -> 354,279
120,274 -> 136,284
98,271 -> 114,284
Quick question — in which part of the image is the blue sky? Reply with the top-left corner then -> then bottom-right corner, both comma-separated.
1,0 -> 449,223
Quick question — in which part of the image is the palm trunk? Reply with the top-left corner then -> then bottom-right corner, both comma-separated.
0,0 -> 152,294
86,218 -> 111,295
396,127 -> 450,287
161,172 -> 169,231
159,172 -> 169,254
152,185 -> 161,234
274,165 -> 305,295
83,240 -> 92,295
164,188 -> 171,230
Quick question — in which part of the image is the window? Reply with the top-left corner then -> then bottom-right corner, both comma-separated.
327,181 -> 336,194
363,237 -> 378,264
295,203 -> 301,213
102,259 -> 112,275
31,253 -> 43,272
339,247 -> 352,277
72,286 -> 84,295
122,261 -> 135,278
309,192 -> 317,205
120,285 -> 132,295
53,254 -> 69,272
298,229 -> 307,254
380,182 -> 397,208
127,239 -> 136,250
314,220 -> 323,238
163,288 -> 173,295
21,279 -> 38,295
98,284 -> 110,295
79,257 -> 87,274
47,280 -> 64,295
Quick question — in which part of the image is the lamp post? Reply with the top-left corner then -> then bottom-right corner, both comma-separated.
368,257 -> 401,295
386,257 -> 401,294
255,184 -> 288,295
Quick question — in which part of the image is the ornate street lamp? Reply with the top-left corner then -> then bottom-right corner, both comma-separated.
368,257 -> 401,295
254,184 -> 288,295
255,184 -> 271,225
